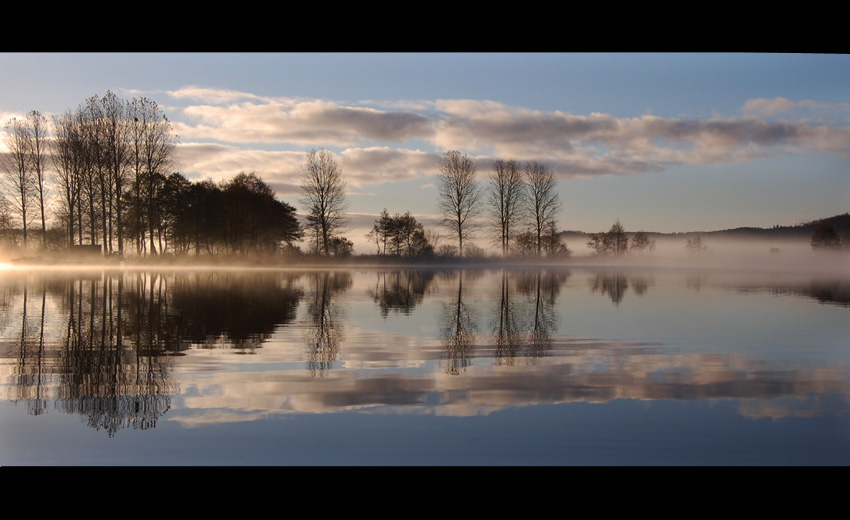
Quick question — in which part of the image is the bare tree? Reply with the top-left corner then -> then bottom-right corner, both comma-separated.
523,161 -> 560,257
607,220 -> 629,255
587,220 -> 629,256
128,97 -> 177,255
685,234 -> 709,255
436,150 -> 480,257
630,230 -> 655,254
487,158 -> 525,256
299,149 -> 348,256
0,196 -> 12,243
80,97 -> 105,247
100,92 -> 131,254
51,110 -> 86,247
26,111 -> 50,248
1,117 -> 33,246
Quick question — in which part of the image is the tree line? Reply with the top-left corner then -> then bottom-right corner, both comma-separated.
0,92 -> 311,258
430,150 -> 569,258
1,92 -> 643,261
586,220 -> 657,256
1,92 -> 181,254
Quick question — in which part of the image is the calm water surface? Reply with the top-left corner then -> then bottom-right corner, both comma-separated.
1,265 -> 848,465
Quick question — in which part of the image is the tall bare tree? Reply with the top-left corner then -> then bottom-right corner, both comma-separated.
299,149 -> 348,256
26,111 -> 50,248
487,158 -> 525,256
80,97 -> 106,247
1,117 -> 33,246
523,161 -> 560,257
100,92 -> 131,254
436,150 -> 480,257
51,110 -> 86,247
128,97 -> 177,256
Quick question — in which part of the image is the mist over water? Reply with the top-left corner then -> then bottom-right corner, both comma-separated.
562,235 -> 849,275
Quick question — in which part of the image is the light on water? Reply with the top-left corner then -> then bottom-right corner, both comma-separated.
1,265 -> 848,465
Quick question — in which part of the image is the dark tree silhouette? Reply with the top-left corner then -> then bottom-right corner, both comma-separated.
487,158 -> 525,256
437,150 -> 480,257
523,161 -> 560,257
300,149 -> 348,256
368,209 -> 433,257
811,223 -> 841,250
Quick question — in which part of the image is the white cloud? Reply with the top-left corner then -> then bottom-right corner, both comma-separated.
742,96 -> 850,117
339,147 -> 440,185
172,94 -> 434,147
167,90 -> 850,186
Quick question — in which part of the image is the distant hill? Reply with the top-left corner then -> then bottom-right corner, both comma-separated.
702,213 -> 850,239
561,213 -> 850,240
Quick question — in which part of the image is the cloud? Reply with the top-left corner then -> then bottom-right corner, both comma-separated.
742,96 -> 850,117
339,147 -> 440,185
176,142 -> 304,195
176,143 -> 443,195
170,90 -> 435,147
167,86 -> 269,104
168,90 -> 850,185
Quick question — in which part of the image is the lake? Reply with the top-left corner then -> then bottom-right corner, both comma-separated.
1,264 -> 848,465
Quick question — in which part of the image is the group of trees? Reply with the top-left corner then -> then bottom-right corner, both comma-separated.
1,110 -> 50,247
810,223 -> 850,250
367,210 -> 433,257
1,92 -> 179,254
1,95 -> 602,262
0,93 -> 349,258
167,171 -> 302,256
587,220 -> 657,256
436,151 -> 569,258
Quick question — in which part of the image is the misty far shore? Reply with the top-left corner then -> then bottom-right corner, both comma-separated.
2,212 -> 847,276
2,234 -> 848,277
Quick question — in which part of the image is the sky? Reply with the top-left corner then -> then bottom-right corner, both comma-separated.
1,52 -> 849,253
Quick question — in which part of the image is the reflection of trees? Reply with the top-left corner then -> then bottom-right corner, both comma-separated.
808,279 -> 850,307
1,270 -> 307,436
492,270 -> 524,364
590,271 -> 654,305
590,272 -> 628,305
685,274 -> 707,292
630,274 -> 653,296
481,269 -> 572,366
369,270 -> 436,317
9,282 -> 49,416
515,269 -> 567,360
304,271 -> 352,377
170,271 -> 304,350
57,273 -> 176,436
440,270 -> 477,375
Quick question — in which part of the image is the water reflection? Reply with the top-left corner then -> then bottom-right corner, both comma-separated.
4,272 -> 178,436
589,271 -> 654,305
440,270 -> 478,375
489,270 -> 569,364
0,269 -> 305,436
0,267 -> 848,440
304,271 -> 351,376
370,270 -> 436,316
170,271 -> 303,350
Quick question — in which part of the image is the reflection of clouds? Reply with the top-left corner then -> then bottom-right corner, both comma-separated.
4,268 -> 849,433
166,340 -> 850,422
737,397 -> 848,420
